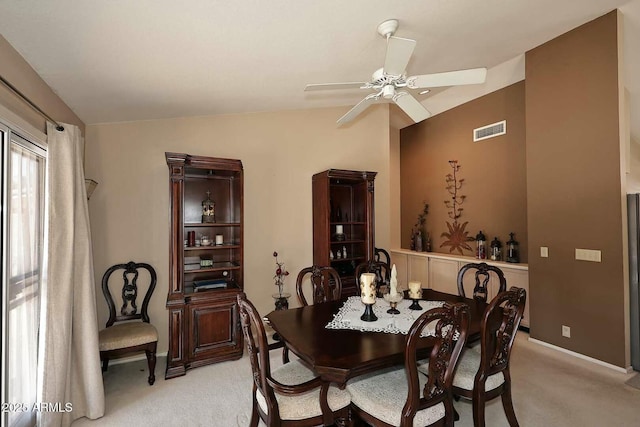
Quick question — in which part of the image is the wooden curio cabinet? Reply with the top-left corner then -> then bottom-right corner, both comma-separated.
165,152 -> 244,379
312,169 -> 377,296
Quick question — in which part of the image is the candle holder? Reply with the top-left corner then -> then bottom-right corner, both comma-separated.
360,303 -> 378,322
408,298 -> 423,311
407,281 -> 423,310
360,272 -> 378,322
383,293 -> 403,314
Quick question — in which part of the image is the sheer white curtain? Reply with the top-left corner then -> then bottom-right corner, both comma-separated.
38,123 -> 104,426
5,132 -> 45,427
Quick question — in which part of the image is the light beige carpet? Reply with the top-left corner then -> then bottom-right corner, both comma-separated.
625,373 -> 640,390
72,333 -> 640,427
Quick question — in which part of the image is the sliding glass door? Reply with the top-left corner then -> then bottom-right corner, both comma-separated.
1,124 -> 46,427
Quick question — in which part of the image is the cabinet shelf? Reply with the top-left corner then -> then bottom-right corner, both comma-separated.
183,262 -> 240,274
184,222 -> 241,227
331,239 -> 365,245
184,244 -> 240,251
331,257 -> 365,263
330,221 -> 366,225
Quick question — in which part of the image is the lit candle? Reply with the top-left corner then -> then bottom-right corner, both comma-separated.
408,281 -> 422,299
360,273 -> 377,304
336,224 -> 343,235
390,264 -> 398,297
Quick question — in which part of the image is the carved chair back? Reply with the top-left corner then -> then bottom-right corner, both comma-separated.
237,294 -> 274,409
296,265 -> 343,306
403,302 -> 469,426
355,260 -> 391,294
478,287 -> 526,379
457,262 -> 506,302
102,261 -> 157,327
374,247 -> 391,269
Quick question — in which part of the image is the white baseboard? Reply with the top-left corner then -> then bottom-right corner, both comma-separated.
108,352 -> 168,366
528,338 -> 632,374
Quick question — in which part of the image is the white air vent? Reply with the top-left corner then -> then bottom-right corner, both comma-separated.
473,120 -> 506,142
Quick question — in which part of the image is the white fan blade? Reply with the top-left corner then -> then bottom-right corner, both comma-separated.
305,82 -> 368,91
406,67 -> 487,89
383,36 -> 416,76
393,92 -> 431,123
337,94 -> 379,126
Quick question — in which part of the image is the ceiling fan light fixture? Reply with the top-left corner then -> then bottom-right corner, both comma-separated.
382,85 -> 395,99
304,19 -> 486,126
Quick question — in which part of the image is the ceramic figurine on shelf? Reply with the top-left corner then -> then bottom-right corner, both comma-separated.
330,250 -> 334,260
342,246 -> 347,259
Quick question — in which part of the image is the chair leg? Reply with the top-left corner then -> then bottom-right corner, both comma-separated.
501,382 -> 520,427
102,358 -> 109,372
145,342 -> 157,385
282,345 -> 290,364
472,389 -> 486,427
249,395 -> 259,427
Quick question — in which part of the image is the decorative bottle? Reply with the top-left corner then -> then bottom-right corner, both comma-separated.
475,230 -> 486,260
490,237 -> 502,261
506,232 -> 520,263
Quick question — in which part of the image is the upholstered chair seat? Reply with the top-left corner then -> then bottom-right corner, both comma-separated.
418,346 -> 505,392
347,303 -> 470,427
347,367 -> 446,427
256,359 -> 351,421
98,261 -> 158,385
237,293 -> 351,426
99,322 -> 158,352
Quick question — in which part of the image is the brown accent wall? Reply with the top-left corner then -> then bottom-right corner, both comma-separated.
400,82 -> 527,262
0,35 -> 84,133
526,11 -> 625,366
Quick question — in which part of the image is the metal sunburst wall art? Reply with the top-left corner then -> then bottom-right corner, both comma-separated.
440,160 -> 475,255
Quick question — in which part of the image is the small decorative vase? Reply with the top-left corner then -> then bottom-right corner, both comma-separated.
414,230 -> 423,252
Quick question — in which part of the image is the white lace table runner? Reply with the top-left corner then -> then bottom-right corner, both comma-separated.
326,296 -> 445,337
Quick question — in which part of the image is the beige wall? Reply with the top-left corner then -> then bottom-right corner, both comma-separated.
399,82 -> 528,261
0,35 -> 84,134
85,105 -> 392,354
526,11 -> 627,367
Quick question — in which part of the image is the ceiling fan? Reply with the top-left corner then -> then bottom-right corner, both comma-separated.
305,19 -> 488,126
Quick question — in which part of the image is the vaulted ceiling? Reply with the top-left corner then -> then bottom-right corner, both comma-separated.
0,0 -> 638,140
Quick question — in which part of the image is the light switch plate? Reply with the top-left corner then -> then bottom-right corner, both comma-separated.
575,248 -> 601,262
540,246 -> 549,258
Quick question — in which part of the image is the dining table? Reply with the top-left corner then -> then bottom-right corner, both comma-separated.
265,288 -> 487,386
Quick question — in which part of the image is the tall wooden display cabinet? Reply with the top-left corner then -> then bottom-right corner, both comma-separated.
165,152 -> 244,379
312,169 -> 377,296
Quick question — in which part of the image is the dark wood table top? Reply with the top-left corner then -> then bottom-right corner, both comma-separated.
266,289 -> 486,385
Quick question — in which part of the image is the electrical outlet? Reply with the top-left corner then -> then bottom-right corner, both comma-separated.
540,246 -> 549,258
562,325 -> 571,338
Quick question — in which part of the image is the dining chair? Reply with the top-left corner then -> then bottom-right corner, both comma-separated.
98,261 -> 158,385
374,247 -> 391,270
237,293 -> 351,427
354,260 -> 391,295
296,265 -> 343,306
457,262 -> 507,302
451,286 -> 527,427
346,302 -> 470,427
